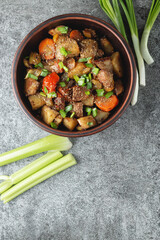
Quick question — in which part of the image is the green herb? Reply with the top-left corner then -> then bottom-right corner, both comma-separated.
87,82 -> 92,89
87,122 -> 93,126
78,57 -> 92,62
63,65 -> 69,72
85,63 -> 93,68
92,67 -> 99,75
44,86 -> 48,94
0,135 -> 72,167
59,82 -> 66,87
40,69 -> 49,77
85,77 -> 90,83
92,108 -> 97,117
58,62 -> 68,72
66,77 -> 70,82
40,92 -> 46,97
70,112 -> 75,118
60,47 -> 70,57
85,107 -> 92,116
65,104 -> 72,112
105,91 -> 113,99
88,73 -> 92,80
59,109 -> 67,118
1,154 -> 77,203
96,89 -> 105,96
47,91 -> 57,98
85,91 -> 90,96
35,62 -> 44,68
78,78 -> 86,87
25,56 -> 29,59
74,75 -> 79,82
57,26 -> 68,34
27,73 -> 38,80
50,122 -> 58,129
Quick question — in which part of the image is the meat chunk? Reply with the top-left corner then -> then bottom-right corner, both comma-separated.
96,49 -> 104,58
24,78 -> 40,96
91,79 -> 102,89
80,39 -> 98,58
58,87 -> 72,102
65,58 -> 76,70
43,59 -> 63,73
95,110 -> 110,124
111,52 -> 123,78
82,28 -> 96,38
72,102 -> 83,117
97,70 -> 114,92
68,62 -> 88,79
41,105 -> 59,125
55,36 -> 80,61
82,95 -> 94,106
48,25 -> 71,36
114,79 -> 124,96
72,86 -> 89,101
29,52 -> 41,65
54,93 -> 65,110
100,37 -> 114,55
94,57 -> 113,72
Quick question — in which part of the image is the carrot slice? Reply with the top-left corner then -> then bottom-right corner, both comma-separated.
70,30 -> 83,41
39,38 -> 55,60
95,95 -> 119,112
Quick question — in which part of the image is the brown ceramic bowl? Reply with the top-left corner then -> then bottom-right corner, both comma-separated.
12,13 -> 136,137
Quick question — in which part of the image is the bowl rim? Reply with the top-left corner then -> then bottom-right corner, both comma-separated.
12,13 -> 136,137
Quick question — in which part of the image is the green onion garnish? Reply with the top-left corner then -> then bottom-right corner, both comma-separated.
44,86 -> 48,94
63,65 -> 69,72
105,91 -> 113,99
85,91 -> 90,96
74,75 -> 79,82
78,57 -> 92,62
78,78 -> 86,87
96,89 -> 104,96
92,108 -> 97,117
88,73 -> 92,80
87,82 -> 92,89
70,112 -> 75,118
47,91 -> 57,98
92,67 -> 99,75
60,47 -> 70,57
66,77 -> 70,82
59,109 -> 67,118
40,92 -> 46,97
50,122 -> 58,129
57,26 -> 68,34
40,69 -> 49,77
85,107 -> 92,116
85,63 -> 93,68
35,62 -> 44,68
58,62 -> 68,72
87,122 -> 93,126
59,82 -> 66,87
25,56 -> 29,59
27,73 -> 38,80
65,104 -> 72,113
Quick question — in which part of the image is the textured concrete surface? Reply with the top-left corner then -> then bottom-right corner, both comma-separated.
0,0 -> 160,239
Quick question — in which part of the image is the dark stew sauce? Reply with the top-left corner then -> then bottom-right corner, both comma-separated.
23,26 -> 124,131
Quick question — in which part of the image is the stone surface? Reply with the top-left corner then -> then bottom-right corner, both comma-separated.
0,0 -> 160,239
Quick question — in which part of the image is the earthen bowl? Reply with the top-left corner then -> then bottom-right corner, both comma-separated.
12,13 -> 136,137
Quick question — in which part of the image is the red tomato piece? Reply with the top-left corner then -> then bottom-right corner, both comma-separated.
42,72 -> 60,93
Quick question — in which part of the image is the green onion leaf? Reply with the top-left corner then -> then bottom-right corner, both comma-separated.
44,86 -> 48,94
85,107 -> 92,116
96,89 -> 104,96
57,26 -> 68,34
25,56 -> 29,59
58,62 -> 69,72
63,65 -> 69,72
40,92 -> 46,97
85,63 -> 93,68
66,77 -> 70,82
105,91 -> 113,99
47,91 -> 57,98
35,62 -> 44,68
85,91 -> 90,96
65,104 -> 72,113
92,108 -> 97,117
27,73 -> 38,80
92,67 -> 99,75
59,82 -> 66,87
70,112 -> 75,118
87,82 -> 92,89
59,109 -> 67,118
74,75 -> 79,82
78,57 -> 92,62
88,73 -> 92,80
50,122 -> 58,129
87,122 -> 93,126
40,69 -> 49,77
60,47 -> 70,57
78,78 -> 86,87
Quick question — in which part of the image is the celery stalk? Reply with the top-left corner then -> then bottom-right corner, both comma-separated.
0,151 -> 63,194
0,135 -> 72,166
1,153 -> 76,203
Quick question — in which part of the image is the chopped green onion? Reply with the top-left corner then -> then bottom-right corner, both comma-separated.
59,109 -> 67,118
87,122 -> 93,126
85,91 -> 90,96
60,47 -> 70,57
85,77 -> 90,83
57,26 -> 68,34
88,73 -> 92,80
47,91 -> 57,98
0,152 -> 62,194
40,92 -> 46,97
1,154 -> 77,203
92,67 -> 99,75
58,62 -> 69,72
27,73 -> 38,80
92,108 -> 97,117
74,75 -> 79,82
50,122 -> 58,129
78,78 -> 86,87
66,77 -> 70,82
25,56 -> 29,59
96,89 -> 105,96
87,82 -> 92,89
59,82 -> 66,87
105,91 -> 113,99
81,74 -> 87,78
44,86 -> 48,94
70,112 -> 75,118
40,69 -> 49,77
65,104 -> 72,113
85,107 -> 92,116
63,65 -> 69,72
78,57 -> 92,62
85,63 -> 93,68
0,135 -> 72,167
35,62 -> 44,68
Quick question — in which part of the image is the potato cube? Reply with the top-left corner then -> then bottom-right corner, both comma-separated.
41,105 -> 59,125
28,94 -> 45,110
63,117 -> 78,131
77,116 -> 96,129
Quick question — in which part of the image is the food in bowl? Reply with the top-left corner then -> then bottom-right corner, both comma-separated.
23,25 -> 124,131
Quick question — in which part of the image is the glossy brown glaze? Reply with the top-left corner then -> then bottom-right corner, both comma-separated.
11,14 -> 136,137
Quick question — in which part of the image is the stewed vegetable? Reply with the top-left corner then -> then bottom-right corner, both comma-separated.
23,25 -> 124,131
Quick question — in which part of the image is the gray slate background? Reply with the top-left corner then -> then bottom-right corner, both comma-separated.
0,0 -> 160,239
